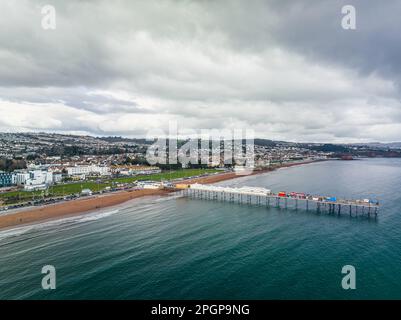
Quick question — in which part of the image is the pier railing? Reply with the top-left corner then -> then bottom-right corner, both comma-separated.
179,184 -> 379,218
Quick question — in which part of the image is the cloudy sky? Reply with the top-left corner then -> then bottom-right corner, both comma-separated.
1,0 -> 401,142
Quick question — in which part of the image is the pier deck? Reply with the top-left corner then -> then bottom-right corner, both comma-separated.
179,184 -> 379,218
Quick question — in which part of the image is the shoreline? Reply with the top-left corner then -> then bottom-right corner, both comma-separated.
0,160 -> 325,231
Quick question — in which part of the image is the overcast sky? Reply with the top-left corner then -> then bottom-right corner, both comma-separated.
1,0 -> 401,142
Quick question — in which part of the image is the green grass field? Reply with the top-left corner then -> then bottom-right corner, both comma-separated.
111,168 -> 218,184
0,168 -> 220,204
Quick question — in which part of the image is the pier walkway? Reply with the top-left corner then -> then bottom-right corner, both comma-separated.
179,184 -> 379,218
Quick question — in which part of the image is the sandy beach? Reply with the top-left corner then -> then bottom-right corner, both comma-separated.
0,160 -> 321,230
0,171 -> 240,230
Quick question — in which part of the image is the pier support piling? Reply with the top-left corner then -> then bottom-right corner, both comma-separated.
179,185 -> 379,219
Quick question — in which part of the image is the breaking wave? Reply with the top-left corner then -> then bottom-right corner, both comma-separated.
0,209 -> 119,241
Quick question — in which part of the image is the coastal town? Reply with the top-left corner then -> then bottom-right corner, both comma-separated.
0,133 -> 329,206
0,132 -> 398,215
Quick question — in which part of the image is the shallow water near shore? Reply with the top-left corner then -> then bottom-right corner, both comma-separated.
1,158 -> 401,299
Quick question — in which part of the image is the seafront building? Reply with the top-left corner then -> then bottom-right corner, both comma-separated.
0,171 -> 13,187
23,170 -> 54,191
14,172 -> 30,185
66,165 -> 111,177
0,170 -> 55,190
0,163 -> 163,191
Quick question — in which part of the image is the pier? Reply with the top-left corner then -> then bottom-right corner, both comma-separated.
178,184 -> 379,218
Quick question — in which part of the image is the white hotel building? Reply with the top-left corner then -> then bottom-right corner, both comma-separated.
66,165 -> 110,177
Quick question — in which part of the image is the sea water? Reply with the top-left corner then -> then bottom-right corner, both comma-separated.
0,158 -> 400,299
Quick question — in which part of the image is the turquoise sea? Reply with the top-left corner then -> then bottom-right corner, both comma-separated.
1,159 -> 401,299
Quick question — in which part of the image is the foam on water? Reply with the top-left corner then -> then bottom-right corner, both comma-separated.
0,208 -> 119,241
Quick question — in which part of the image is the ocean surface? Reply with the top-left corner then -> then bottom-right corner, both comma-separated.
1,158 -> 401,299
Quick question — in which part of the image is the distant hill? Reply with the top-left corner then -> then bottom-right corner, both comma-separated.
254,139 -> 277,147
96,136 -> 154,145
309,144 -> 350,153
352,142 -> 401,149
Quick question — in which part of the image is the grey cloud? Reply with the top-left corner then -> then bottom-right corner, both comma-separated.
0,0 -> 401,142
